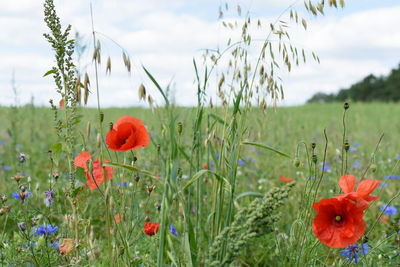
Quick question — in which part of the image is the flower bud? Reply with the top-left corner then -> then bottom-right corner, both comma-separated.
177,122 -> 183,135
312,154 -> 317,164
135,173 -> 140,183
293,158 -> 300,167
99,112 -> 104,123
96,133 -> 101,148
109,122 -> 113,131
155,202 -> 161,211
17,222 -> 26,232
344,102 -> 349,110
370,164 -> 377,172
344,141 -> 350,151
18,153 -> 26,164
311,143 -> 316,149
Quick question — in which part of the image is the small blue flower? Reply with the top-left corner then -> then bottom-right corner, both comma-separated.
0,140 -> 4,146
49,240 -> 59,249
353,142 -> 360,147
238,159 -> 245,166
340,243 -> 369,263
385,175 -> 399,180
169,224 -> 178,237
2,165 -> 11,172
32,224 -> 58,236
396,155 -> 400,160
380,204 -> 397,217
216,153 -> 220,159
379,183 -> 388,189
217,138 -> 222,143
349,146 -> 358,153
353,160 -> 361,169
320,161 -> 330,171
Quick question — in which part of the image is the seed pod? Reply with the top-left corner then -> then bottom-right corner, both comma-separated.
99,112 -> 104,123
311,142 -> 316,149
135,173 -> 140,183
109,122 -> 113,131
344,102 -> 349,110
312,154 -> 317,164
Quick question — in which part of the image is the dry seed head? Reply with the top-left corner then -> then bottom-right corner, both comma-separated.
106,56 -> 111,75
302,18 -> 307,30
339,0 -> 344,8
237,5 -> 241,16
147,95 -> 154,111
218,73 -> 225,90
139,84 -> 146,100
74,76 -> 81,103
84,73 -> 90,105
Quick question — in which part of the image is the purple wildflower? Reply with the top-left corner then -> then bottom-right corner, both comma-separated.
380,204 -> 397,217
170,224 -> 178,237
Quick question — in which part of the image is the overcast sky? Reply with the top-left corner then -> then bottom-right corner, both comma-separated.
0,0 -> 399,108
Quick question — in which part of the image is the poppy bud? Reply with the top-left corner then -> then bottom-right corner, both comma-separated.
177,122 -> 183,135
294,158 -> 300,167
144,216 -> 150,222
344,102 -> 349,110
370,164 -> 377,172
157,144 -> 161,153
312,154 -> 317,164
135,173 -> 140,182
344,141 -> 350,151
109,122 -> 113,131
99,112 -> 104,123
133,156 -> 137,163
311,142 -> 316,149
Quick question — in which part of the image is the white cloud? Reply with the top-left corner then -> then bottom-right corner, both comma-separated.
0,1 -> 399,108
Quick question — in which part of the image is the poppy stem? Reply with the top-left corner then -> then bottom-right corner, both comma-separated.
359,133 -> 384,181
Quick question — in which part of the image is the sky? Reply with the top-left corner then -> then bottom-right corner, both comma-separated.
0,0 -> 399,108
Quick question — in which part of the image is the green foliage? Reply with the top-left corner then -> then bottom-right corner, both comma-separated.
308,63 -> 400,103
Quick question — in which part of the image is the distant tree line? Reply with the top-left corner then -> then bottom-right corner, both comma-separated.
307,63 -> 400,103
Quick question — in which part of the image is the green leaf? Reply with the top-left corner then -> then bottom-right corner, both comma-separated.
235,192 -> 264,202
242,141 -> 292,159
182,170 -> 209,191
142,66 -> 169,107
104,162 -> 161,181
51,143 -> 62,165
43,69 -> 57,77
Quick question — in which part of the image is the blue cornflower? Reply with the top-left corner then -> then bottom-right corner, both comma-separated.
0,140 -> 4,146
216,153 -> 220,159
349,146 -> 358,153
169,224 -> 178,237
379,183 -> 388,189
238,159 -> 245,166
320,161 -> 330,171
116,182 -> 129,187
32,224 -> 58,236
385,175 -> 399,180
49,240 -> 59,249
2,165 -> 11,172
340,243 -> 369,263
380,204 -> 397,217
353,160 -> 361,169
353,142 -> 360,147
396,155 -> 400,160
12,191 -> 31,200
217,138 -> 222,143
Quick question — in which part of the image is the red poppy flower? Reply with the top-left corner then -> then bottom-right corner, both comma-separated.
202,163 -> 208,169
279,175 -> 293,183
312,197 -> 365,248
337,174 -> 380,210
105,116 -> 149,151
59,99 -> 65,110
74,152 -> 113,190
144,221 -> 160,236
115,214 -> 121,223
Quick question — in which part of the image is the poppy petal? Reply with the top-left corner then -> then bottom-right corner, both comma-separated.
74,152 -> 91,170
279,175 -> 293,183
338,174 -> 356,193
356,180 -> 380,198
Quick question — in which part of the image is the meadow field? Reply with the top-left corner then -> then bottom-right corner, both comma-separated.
0,102 -> 399,266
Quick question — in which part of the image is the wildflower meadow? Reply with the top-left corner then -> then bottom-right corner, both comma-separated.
0,0 -> 399,266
